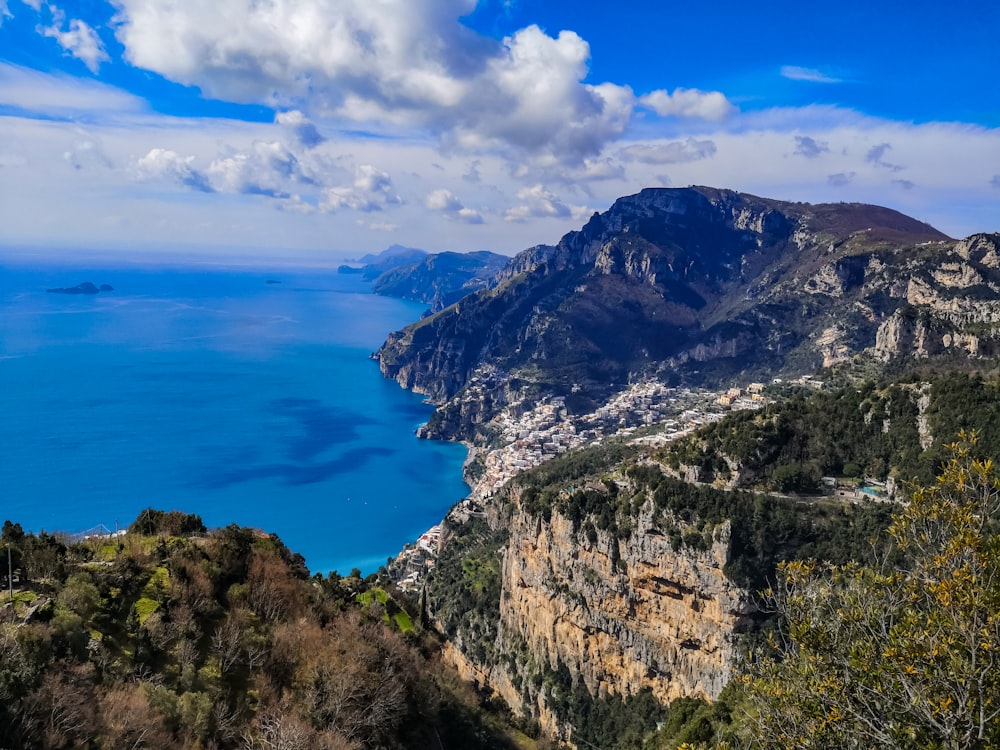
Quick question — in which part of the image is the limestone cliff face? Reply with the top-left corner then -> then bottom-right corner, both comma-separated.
868,233 -> 1000,361
498,501 -> 749,702
438,485 -> 752,742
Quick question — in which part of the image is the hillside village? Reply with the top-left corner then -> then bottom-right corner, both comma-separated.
391,379 -> 772,590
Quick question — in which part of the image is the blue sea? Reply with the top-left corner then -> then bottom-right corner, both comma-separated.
0,258 -> 469,575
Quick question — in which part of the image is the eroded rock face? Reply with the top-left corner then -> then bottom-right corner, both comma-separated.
497,503 -> 749,704
439,490 -> 752,741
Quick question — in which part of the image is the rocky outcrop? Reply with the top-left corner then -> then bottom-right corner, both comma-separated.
496,502 -> 749,704
436,483 -> 753,743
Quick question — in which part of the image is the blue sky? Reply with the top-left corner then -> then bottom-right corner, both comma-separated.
1,0 -> 998,261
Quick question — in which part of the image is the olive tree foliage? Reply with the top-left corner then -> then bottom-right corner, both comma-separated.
739,435 -> 1000,749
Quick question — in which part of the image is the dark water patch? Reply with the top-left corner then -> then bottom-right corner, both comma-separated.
197,445 -> 396,488
270,397 -> 375,461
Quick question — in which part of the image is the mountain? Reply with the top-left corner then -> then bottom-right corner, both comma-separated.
352,244 -> 429,267
372,249 -> 508,312
375,187 -> 1000,442
341,245 -> 508,312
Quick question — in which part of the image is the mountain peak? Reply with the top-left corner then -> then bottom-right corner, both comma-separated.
377,188 -> 993,442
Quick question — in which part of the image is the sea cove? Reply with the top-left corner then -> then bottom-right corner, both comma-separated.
0,259 -> 469,575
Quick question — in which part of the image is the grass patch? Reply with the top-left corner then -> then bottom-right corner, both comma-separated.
134,596 -> 160,625
393,611 -> 414,633
142,566 -> 171,599
355,588 -> 389,608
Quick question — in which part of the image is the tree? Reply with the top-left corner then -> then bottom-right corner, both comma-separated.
739,434 -> 1000,749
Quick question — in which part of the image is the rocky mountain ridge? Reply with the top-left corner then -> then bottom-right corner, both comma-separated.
377,187 -> 991,444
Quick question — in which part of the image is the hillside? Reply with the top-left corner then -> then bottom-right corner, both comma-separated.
420,371 -> 1000,748
375,187 -> 1000,444
372,250 -> 508,312
0,512 -> 528,750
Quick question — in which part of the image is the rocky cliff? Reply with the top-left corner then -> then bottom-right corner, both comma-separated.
376,187 -> 985,443
426,445 -> 891,745
430,485 -> 750,744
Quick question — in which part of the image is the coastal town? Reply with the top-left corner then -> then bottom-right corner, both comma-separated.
390,378 -> 772,590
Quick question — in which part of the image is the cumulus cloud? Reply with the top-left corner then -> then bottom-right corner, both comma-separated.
426,188 -> 484,223
638,87 -> 735,121
793,135 -> 829,158
275,110 -> 325,148
780,66 -> 841,83
112,0 -> 637,164
208,141 -> 304,197
136,148 -> 213,192
619,138 -> 716,164
40,6 -> 109,73
322,165 -> 401,212
503,184 -> 587,222
827,172 -> 855,187
865,142 -> 903,171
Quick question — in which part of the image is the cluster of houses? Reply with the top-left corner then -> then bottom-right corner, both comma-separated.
392,524 -> 443,592
391,379 -> 778,590
716,382 -> 767,408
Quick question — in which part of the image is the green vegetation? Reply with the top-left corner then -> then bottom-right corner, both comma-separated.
426,516 -> 507,665
660,372 -> 1000,491
735,436 -> 1000,748
0,512 -> 524,750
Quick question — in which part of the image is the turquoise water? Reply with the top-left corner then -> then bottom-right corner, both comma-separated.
0,260 -> 468,575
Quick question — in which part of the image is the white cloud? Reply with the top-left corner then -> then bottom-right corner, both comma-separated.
362,220 -> 399,232
504,184 -> 588,222
0,2 -> 11,26
322,164 -> 401,212
638,88 -> 734,121
426,188 -> 484,223
40,6 -> 109,73
0,61 -> 143,115
618,138 -> 716,164
136,147 -> 213,192
111,0 -> 636,164
275,110 -> 325,148
63,129 -> 112,170
208,141 -> 303,197
780,66 -> 841,84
